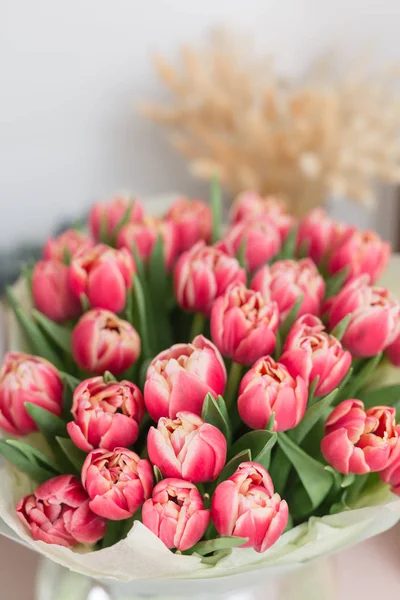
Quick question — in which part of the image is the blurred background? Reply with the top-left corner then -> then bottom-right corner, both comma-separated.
2,1 -> 400,597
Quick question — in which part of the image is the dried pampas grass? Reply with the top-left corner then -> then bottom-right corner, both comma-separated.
142,31 -> 400,216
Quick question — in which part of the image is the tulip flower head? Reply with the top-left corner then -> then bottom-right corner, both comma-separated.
210,283 -> 279,364
174,241 -> 246,315
67,377 -> 144,452
211,462 -> 288,553
238,355 -> 308,431
32,260 -> 82,322
142,478 -> 210,551
89,195 -> 144,241
280,314 -> 351,397
251,259 -> 325,322
144,335 -> 226,421
0,352 -> 62,436
69,244 -> 135,314
72,309 -> 141,375
147,411 -> 227,482
82,447 -> 153,520
16,475 -> 106,548
165,196 -> 212,253
221,218 -> 281,273
321,400 -> 398,475
43,228 -> 94,262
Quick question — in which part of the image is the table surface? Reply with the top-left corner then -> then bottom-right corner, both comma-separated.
1,526 -> 400,600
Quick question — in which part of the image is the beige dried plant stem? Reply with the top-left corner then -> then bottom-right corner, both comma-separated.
142,31 -> 400,216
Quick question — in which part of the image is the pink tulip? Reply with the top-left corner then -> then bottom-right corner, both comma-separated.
144,335 -> 226,421
142,478 -> 210,551
67,376 -> 144,452
327,276 -> 400,357
72,309 -> 141,375
210,283 -> 279,364
69,244 -> 135,313
117,217 -> 178,271
321,400 -> 398,475
251,259 -> 325,322
220,218 -> 281,273
380,426 -> 400,495
147,411 -> 226,482
237,356 -> 308,431
0,352 -> 63,436
43,229 -> 94,262
32,260 -> 81,323
89,194 -> 144,241
165,197 -> 212,252
16,475 -> 106,547
174,241 -> 246,315
82,447 -> 153,520
386,330 -> 400,366
328,229 -> 390,285
230,191 -> 294,241
297,208 -> 350,265
280,314 -> 351,397
211,462 -> 288,553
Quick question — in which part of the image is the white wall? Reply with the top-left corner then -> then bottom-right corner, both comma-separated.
1,0 -> 400,247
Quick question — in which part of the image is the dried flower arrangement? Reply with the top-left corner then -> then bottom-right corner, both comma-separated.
142,31 -> 400,216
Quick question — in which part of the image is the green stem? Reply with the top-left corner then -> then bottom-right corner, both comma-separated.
225,362 -> 243,411
190,312 -> 206,340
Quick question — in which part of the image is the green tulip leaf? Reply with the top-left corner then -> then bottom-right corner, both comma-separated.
277,432 -> 334,509
148,235 -> 173,351
229,430 -> 277,470
201,393 -> 231,441
56,437 -> 87,472
277,227 -> 297,261
278,295 -> 304,344
6,287 -> 64,370
132,273 -> 152,358
153,466 -> 163,484
0,440 -> 58,484
324,267 -> 349,299
330,314 -> 351,342
191,536 -> 247,556
25,403 -> 67,439
358,384 -> 400,409
211,175 -> 222,243
60,371 -> 81,419
110,201 -> 133,246
103,371 -> 117,383
213,449 -> 251,490
290,388 -> 338,445
337,354 -> 383,402
32,309 -> 73,355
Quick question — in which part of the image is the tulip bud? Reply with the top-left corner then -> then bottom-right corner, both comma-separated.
117,217 -> 178,271
147,411 -> 227,482
220,218 -> 281,273
144,335 -> 226,421
327,276 -> 400,357
89,195 -> 144,241
32,260 -> 81,323
380,426 -> 400,495
237,356 -> 307,431
16,475 -> 106,547
43,229 -> 94,262
72,309 -> 141,375
82,447 -> 153,520
210,283 -> 279,364
296,208 -> 350,265
251,259 -> 325,322
142,478 -> 210,551
230,192 -> 294,241
69,244 -> 135,314
174,241 -> 246,316
0,352 -> 63,435
211,462 -> 288,553
67,376 -> 144,452
328,229 -> 390,285
165,197 -> 212,253
321,400 -> 398,474
280,314 -> 351,397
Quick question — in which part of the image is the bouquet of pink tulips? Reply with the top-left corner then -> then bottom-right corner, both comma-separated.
1,186 -> 400,587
